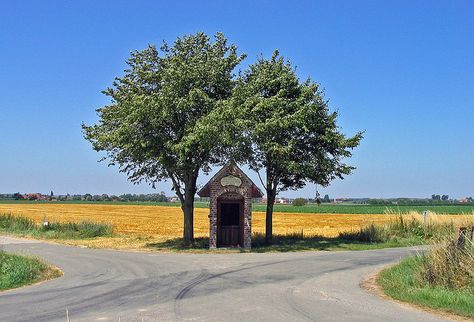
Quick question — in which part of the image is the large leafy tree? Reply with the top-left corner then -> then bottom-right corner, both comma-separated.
82,32 -> 245,243
234,51 -> 363,243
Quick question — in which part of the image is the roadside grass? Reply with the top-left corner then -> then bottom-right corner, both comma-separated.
339,215 -> 458,244
0,251 -> 62,291
378,239 -> 474,318
0,213 -> 113,239
145,232 -> 423,253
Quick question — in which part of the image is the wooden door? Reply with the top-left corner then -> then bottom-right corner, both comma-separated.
217,201 -> 243,247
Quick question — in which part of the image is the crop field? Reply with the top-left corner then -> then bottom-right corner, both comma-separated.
254,203 -> 474,214
0,203 -> 472,250
1,200 -> 474,214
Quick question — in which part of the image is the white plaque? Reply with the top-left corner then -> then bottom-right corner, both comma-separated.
220,175 -> 242,187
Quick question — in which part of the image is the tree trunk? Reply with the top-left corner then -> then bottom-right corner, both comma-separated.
182,194 -> 194,243
182,177 -> 197,244
265,187 -> 276,244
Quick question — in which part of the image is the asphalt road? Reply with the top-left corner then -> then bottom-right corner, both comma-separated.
0,236 -> 450,322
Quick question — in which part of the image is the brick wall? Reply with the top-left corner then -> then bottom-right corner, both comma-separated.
208,164 -> 253,249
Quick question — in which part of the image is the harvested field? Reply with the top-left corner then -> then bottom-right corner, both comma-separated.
0,203 -> 471,250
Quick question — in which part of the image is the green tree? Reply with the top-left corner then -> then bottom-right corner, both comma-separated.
292,198 -> 307,207
82,32 -> 244,243
12,193 -> 22,200
233,51 -> 362,243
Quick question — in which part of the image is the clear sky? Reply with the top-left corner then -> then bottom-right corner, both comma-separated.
0,1 -> 472,199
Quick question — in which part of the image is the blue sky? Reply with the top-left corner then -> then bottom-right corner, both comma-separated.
0,1 -> 472,199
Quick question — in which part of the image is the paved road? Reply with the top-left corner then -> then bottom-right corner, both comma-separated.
0,236 -> 449,322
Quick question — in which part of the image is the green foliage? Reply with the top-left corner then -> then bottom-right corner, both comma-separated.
229,50 -> 362,241
292,198 -> 307,207
0,251 -> 60,291
82,31 -> 244,192
232,50 -> 363,192
0,213 -> 113,239
82,32 -> 245,242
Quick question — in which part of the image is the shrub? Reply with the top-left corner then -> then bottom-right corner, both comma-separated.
292,198 -> 307,207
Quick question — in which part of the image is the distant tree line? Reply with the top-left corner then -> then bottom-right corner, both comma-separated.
0,192 -> 170,202
367,196 -> 468,205
431,194 -> 449,201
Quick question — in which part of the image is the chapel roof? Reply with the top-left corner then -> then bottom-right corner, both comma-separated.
197,162 -> 264,198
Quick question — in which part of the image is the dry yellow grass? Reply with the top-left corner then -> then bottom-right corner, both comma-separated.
0,203 -> 471,250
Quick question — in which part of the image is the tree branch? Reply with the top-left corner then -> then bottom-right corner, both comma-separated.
169,172 -> 185,205
256,170 -> 266,190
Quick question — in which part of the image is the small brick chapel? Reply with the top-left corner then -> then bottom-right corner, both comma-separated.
198,162 -> 263,249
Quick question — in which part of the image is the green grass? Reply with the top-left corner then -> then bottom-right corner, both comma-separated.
0,251 -> 62,291
256,204 -> 474,215
339,215 -> 456,243
1,199 -> 473,214
0,213 -> 113,239
145,233 -> 423,253
378,256 -> 474,318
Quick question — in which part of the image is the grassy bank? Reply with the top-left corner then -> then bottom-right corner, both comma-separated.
378,239 -> 474,318
145,233 -> 419,253
0,251 -> 62,291
0,213 -> 113,239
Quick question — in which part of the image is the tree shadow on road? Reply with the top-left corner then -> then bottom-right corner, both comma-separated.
144,233 -> 408,253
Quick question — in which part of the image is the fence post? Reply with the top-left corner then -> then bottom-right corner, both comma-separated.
457,227 -> 467,247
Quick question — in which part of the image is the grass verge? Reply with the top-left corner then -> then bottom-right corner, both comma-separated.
0,213 -> 113,239
0,251 -> 62,291
339,215 -> 456,244
378,240 -> 474,318
145,232 -> 423,253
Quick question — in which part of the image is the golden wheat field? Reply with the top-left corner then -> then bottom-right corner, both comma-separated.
0,203 -> 471,249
